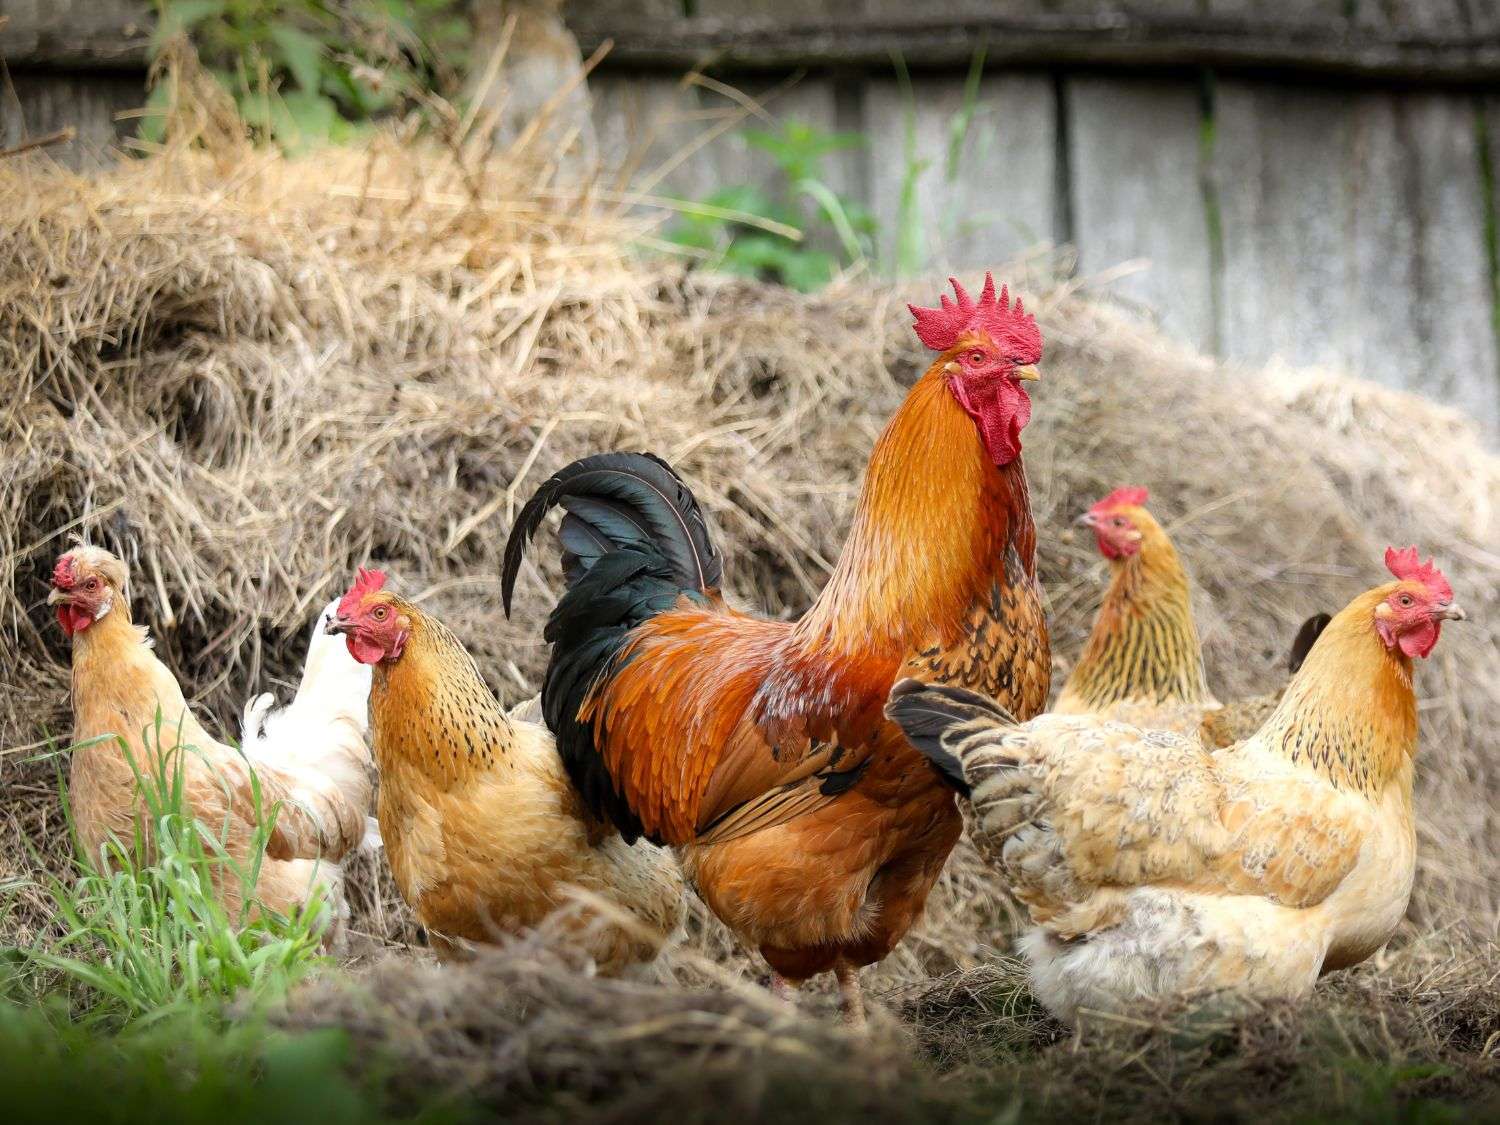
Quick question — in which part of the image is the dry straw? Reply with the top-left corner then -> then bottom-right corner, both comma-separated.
1,51 -> 1496,1116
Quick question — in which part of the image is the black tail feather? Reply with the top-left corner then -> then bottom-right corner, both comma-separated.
885,679 -> 1018,797
501,453 -> 722,844
502,452 -> 722,616
1287,612 -> 1332,674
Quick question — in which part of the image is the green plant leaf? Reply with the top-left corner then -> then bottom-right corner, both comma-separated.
780,249 -> 836,293
268,24 -> 326,96
152,0 -> 228,48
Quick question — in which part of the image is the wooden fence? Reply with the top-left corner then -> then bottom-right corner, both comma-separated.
4,1 -> 1499,437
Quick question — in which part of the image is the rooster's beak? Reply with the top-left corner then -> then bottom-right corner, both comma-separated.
1075,513 -> 1097,528
325,614 -> 352,636
1014,364 -> 1040,382
46,587 -> 69,606
1436,602 -> 1467,622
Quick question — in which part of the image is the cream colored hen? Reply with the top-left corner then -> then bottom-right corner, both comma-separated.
50,547 -> 372,927
887,547 -> 1462,1023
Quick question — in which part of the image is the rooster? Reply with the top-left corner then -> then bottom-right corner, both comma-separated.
327,569 -> 685,970
49,547 -> 373,927
887,547 -> 1464,1022
1059,486 -> 1329,745
502,274 -> 1050,1020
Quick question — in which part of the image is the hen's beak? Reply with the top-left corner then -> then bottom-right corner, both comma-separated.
1436,602 -> 1467,622
1075,512 -> 1097,528
1014,364 -> 1041,382
46,587 -> 69,606
325,614 -> 353,636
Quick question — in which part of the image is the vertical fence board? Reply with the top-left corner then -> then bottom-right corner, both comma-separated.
862,73 -> 1055,274
0,73 -> 141,167
591,74 -> 848,199
1404,94 -> 1499,433
1068,76 -> 1215,352
1214,81 -> 1499,437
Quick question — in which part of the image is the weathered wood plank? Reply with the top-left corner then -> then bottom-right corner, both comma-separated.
569,9 -> 1500,83
1067,76 -> 1215,352
591,73 -> 850,202
0,71 -> 142,168
1213,81 -> 1499,437
0,0 -> 151,67
4,2 -> 1499,84
862,73 -> 1055,273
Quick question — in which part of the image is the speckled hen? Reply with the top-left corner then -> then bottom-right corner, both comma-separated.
328,570 -> 684,971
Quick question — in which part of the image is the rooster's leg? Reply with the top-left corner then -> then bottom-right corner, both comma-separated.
834,964 -> 865,1028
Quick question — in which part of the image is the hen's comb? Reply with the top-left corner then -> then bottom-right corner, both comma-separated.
1384,546 -> 1452,602
51,553 -> 77,589
338,566 -> 388,617
1091,486 -> 1150,515
907,273 -> 1043,362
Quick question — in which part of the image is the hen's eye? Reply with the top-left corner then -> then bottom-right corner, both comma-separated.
85,577 -> 99,590
372,607 -> 388,621
1112,517 -> 1127,527
1398,594 -> 1413,608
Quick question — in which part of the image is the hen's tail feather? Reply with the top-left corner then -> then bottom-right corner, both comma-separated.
885,679 -> 1018,796
1287,612 -> 1332,675
501,452 -> 723,616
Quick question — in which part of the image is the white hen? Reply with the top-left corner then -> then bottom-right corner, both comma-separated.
241,599 -> 376,864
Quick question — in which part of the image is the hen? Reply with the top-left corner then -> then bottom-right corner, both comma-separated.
1058,486 -> 1328,745
50,547 -> 373,926
887,547 -> 1463,1022
503,275 -> 1051,1020
328,569 -> 685,970
240,598 -> 375,849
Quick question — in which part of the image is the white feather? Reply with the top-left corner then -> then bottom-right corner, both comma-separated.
240,598 -> 375,852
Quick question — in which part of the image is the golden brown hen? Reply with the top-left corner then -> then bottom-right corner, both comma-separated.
329,570 -> 684,970
1057,487 -> 1328,745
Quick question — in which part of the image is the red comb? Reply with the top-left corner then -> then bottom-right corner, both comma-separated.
907,273 -> 1043,362
1384,547 -> 1452,602
337,567 -> 387,617
1091,486 -> 1150,515
51,554 -> 76,588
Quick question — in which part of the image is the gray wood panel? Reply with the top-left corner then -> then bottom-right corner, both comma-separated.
1068,76 -> 1216,352
0,0 -> 151,66
569,2 -> 1500,80
862,73 -> 1055,274
0,71 -> 142,167
591,73 -> 850,200
1214,80 -> 1499,437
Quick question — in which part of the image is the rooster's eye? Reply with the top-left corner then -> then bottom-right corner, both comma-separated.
1398,594 -> 1413,608
85,577 -> 99,590
1112,517 -> 1127,527
968,351 -> 984,364
372,606 -> 388,621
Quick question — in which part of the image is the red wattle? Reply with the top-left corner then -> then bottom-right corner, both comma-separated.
950,376 -> 1030,466
1398,620 -> 1439,660
57,603 -> 95,636
345,633 -> 386,666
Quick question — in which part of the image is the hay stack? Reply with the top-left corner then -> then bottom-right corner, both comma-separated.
1,112 -> 1495,979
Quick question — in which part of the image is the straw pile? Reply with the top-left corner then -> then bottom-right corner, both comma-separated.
1,67 -> 1496,1120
